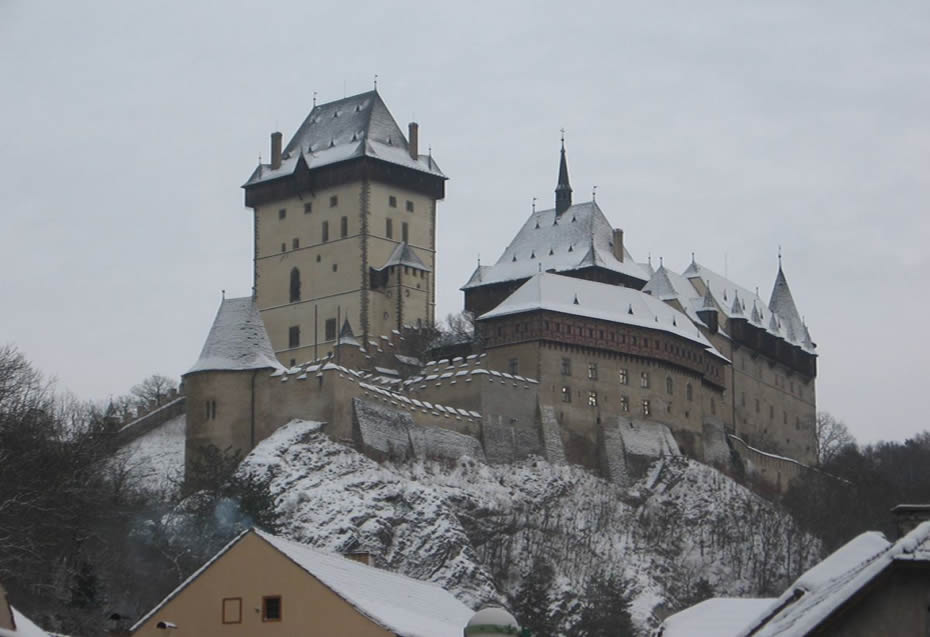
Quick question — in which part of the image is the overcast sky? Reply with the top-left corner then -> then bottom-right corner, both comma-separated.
1,1 -> 927,444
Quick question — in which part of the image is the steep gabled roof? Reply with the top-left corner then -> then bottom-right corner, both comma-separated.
479,273 -> 727,360
244,91 -> 444,187
768,265 -> 806,344
186,296 -> 285,374
131,529 -> 472,637
461,201 -> 648,290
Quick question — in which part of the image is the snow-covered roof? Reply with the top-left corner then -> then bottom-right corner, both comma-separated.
461,201 -> 648,290
736,522 -> 930,636
658,598 -> 774,637
479,273 -> 727,360
681,260 -> 815,353
256,530 -> 473,637
186,296 -> 285,374
376,242 -> 431,272
244,91 -> 444,187
0,607 -> 51,637
642,264 -> 706,326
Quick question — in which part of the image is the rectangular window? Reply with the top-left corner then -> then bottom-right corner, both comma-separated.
587,362 -> 598,380
755,399 -> 760,414
620,396 -> 629,412
642,400 -> 651,416
386,218 -> 393,238
389,195 -> 397,208
619,368 -> 628,385
340,216 -> 348,237
278,208 -> 286,220
406,200 -> 414,212
587,391 -> 598,407
304,202 -> 313,214
402,222 -> 409,243
288,325 -> 300,348
322,221 -> 329,242
262,596 -> 282,622
281,242 -> 286,253
329,195 -> 338,207
561,386 -> 572,403
508,358 -> 519,375
560,357 -> 571,376
325,318 -> 337,341
222,597 -> 242,624
640,371 -> 649,388
292,238 -> 299,250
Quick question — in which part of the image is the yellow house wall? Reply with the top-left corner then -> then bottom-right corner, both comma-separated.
131,532 -> 394,637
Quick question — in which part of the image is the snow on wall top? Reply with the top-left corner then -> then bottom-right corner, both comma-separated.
682,260 -> 815,354
479,273 -> 727,360
255,529 -> 473,637
658,597 -> 775,637
244,91 -> 444,186
461,201 -> 648,290
737,522 -> 930,636
186,296 -> 285,374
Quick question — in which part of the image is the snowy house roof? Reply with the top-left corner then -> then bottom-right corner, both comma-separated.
132,528 -> 472,637
257,530 -> 472,637
479,273 -> 727,360
376,242 -> 431,272
681,260 -> 815,354
186,296 -> 285,374
244,91 -> 444,187
657,597 -> 775,637
735,522 -> 930,636
461,201 -> 648,290
0,607 -> 50,637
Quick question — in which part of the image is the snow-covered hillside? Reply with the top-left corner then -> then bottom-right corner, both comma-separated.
117,414 -> 185,495
237,420 -> 820,634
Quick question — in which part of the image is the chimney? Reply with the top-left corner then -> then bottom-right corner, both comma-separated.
408,122 -> 419,159
270,131 -> 283,170
612,229 -> 624,262
891,504 -> 930,538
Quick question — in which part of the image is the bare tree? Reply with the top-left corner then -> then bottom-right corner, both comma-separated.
129,374 -> 178,410
816,412 -> 856,465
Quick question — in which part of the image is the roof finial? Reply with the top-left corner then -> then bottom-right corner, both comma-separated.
555,130 -> 572,215
592,185 -> 598,201
648,252 -> 652,267
691,251 -> 695,263
374,73 -> 378,90
778,245 -> 783,270
477,253 -> 481,266
313,91 -> 317,107
659,256 -> 664,267
221,289 -> 226,299
428,145 -> 433,169
532,196 -> 537,213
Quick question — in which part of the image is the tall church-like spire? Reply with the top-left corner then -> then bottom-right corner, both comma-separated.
555,131 -> 572,215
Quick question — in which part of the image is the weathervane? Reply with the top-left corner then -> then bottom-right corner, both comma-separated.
560,127 -> 566,148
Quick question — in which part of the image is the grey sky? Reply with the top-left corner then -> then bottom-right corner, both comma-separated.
1,1 -> 927,444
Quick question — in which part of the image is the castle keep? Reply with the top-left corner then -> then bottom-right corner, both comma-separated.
183,91 -> 818,490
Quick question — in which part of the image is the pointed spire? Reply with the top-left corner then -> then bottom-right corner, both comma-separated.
769,258 -> 805,345
555,130 -> 572,215
702,284 -> 716,309
731,290 -> 743,316
751,301 -> 762,324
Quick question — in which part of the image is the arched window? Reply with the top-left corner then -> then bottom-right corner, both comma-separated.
666,377 -> 673,395
686,383 -> 693,401
289,267 -> 301,302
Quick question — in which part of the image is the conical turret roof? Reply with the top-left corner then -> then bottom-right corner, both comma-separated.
187,296 -> 285,374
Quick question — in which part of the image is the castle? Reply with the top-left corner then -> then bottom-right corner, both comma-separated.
182,90 -> 817,490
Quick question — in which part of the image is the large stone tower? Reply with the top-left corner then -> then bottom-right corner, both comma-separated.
242,91 -> 447,366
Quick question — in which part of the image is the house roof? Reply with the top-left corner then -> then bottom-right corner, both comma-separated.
657,598 -> 775,637
243,91 -> 444,187
131,529 -> 472,637
734,522 -> 930,636
186,296 -> 285,374
478,272 -> 727,361
461,200 -> 649,290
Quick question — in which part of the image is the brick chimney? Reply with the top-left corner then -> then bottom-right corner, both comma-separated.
891,504 -> 930,538
270,131 -> 283,170
408,122 -> 419,159
612,229 -> 624,262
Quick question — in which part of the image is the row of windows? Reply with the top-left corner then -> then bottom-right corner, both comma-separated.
222,595 -> 281,624
277,194 -> 416,221
287,319 -> 339,350
560,387 -> 653,415
278,217 -> 410,252
558,359 -> 699,400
